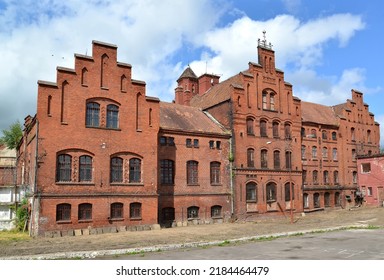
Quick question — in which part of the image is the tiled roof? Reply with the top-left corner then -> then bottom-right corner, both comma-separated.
177,66 -> 197,81
160,102 -> 229,135
301,101 -> 339,126
190,74 -> 242,109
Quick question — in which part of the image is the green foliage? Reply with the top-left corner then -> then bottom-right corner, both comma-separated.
11,198 -> 29,231
0,120 -> 22,149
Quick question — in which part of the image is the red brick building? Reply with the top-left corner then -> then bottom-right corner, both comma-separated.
357,154 -> 384,207
18,38 -> 381,236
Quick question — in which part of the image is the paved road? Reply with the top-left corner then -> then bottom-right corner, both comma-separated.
104,229 -> 384,260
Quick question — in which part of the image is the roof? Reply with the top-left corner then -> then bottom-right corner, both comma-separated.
190,74 -> 242,109
177,66 -> 197,82
301,101 -> 339,126
160,102 -> 229,136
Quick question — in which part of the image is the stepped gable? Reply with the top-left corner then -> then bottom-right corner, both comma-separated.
160,102 -> 229,135
301,101 -> 339,126
190,74 -> 242,110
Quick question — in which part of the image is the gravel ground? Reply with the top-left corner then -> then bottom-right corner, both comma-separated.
1,206 -> 383,259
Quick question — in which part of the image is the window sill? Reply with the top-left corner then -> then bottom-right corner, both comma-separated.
78,219 -> 92,223
85,126 -> 121,131
130,217 -> 142,221
56,182 -> 95,186
210,183 -> 222,186
109,218 -> 124,222
56,220 -> 72,224
101,86 -> 109,90
187,184 -> 200,186
110,183 -> 144,186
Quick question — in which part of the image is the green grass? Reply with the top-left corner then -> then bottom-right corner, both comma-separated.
0,230 -> 30,243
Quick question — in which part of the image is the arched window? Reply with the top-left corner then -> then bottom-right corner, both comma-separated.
335,192 -> 341,206
246,118 -> 254,135
284,183 -> 294,201
303,193 -> 309,208
312,146 -> 317,159
273,121 -> 279,138
284,123 -> 291,139
334,170 -> 339,184
301,145 -> 306,159
120,75 -> 127,92
322,147 -> 328,158
322,130 -> 327,140
273,150 -> 280,169
187,206 -> 199,219
56,203 -> 71,221
246,182 -> 257,202
106,104 -> 119,128
285,151 -> 292,170
261,149 -> 268,168
129,158 -> 141,183
211,205 -> 222,218
324,192 -> 330,207
314,193 -> 320,208
351,127 -> 356,141
332,148 -> 338,160
332,132 -> 337,140
260,120 -> 267,137
78,203 -> 92,220
79,155 -> 92,182
266,182 -> 277,202
86,102 -> 100,127
187,160 -> 199,185
160,159 -> 174,185
247,148 -> 254,168
110,157 -> 123,183
81,67 -> 88,85
313,170 -> 318,184
110,202 -> 123,219
323,170 -> 329,184
56,154 -> 72,182
101,54 -> 109,88
367,130 -> 371,143
130,202 -> 142,219
210,162 -> 221,184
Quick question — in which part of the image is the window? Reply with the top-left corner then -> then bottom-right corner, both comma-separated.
361,163 -> 371,173
273,122 -> 279,138
216,141 -> 221,150
246,118 -> 254,135
332,132 -> 337,140
211,205 -> 222,218
351,127 -> 356,141
247,148 -> 254,168
78,203 -> 92,221
210,162 -> 221,185
260,120 -> 267,137
106,104 -> 119,128
367,187 -> 373,196
160,159 -> 174,185
332,148 -> 338,161
310,129 -> 317,138
56,203 -> 71,221
273,150 -> 280,169
129,158 -> 141,183
352,171 -> 357,184
367,130 -> 372,143
301,127 -> 305,138
324,192 -> 330,207
56,154 -> 72,182
270,94 -> 275,110
262,92 -> 267,109
352,149 -> 356,161
334,170 -> 339,184
130,202 -> 142,219
303,193 -> 309,208
187,206 -> 199,219
261,149 -> 268,168
322,130 -> 327,140
209,140 -> 214,149
312,146 -> 317,159
262,90 -> 277,110
193,139 -> 199,148
284,123 -> 291,139
284,183 -> 294,201
285,151 -> 292,170
323,170 -> 329,184
335,192 -> 341,206
79,155 -> 92,182
186,138 -> 192,147
246,182 -> 257,202
314,193 -> 320,208
110,202 -> 123,219
110,157 -> 123,183
266,182 -> 276,202
159,136 -> 167,145
302,170 -> 307,184
86,102 -> 100,127
187,160 -> 199,185
322,147 -> 328,159
301,145 -> 306,159
313,170 -> 318,184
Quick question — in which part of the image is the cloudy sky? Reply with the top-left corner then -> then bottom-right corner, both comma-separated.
0,0 -> 383,146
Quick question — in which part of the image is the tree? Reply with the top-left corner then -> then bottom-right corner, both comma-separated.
0,121 -> 22,149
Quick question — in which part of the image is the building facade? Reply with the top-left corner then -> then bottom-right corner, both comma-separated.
18,38 -> 381,236
357,154 -> 384,206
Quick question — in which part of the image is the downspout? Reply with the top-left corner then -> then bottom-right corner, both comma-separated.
229,136 -> 234,216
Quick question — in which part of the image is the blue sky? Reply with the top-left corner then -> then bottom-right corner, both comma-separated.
0,0 -> 383,146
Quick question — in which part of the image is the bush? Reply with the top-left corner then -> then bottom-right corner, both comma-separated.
12,198 -> 29,231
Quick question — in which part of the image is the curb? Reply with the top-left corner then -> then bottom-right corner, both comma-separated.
0,224 -> 372,260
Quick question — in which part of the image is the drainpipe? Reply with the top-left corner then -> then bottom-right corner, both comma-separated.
229,136 -> 234,216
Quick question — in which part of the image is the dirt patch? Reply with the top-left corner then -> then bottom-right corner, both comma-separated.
1,206 -> 383,259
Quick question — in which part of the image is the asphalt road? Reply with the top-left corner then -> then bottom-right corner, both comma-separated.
105,228 -> 384,260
